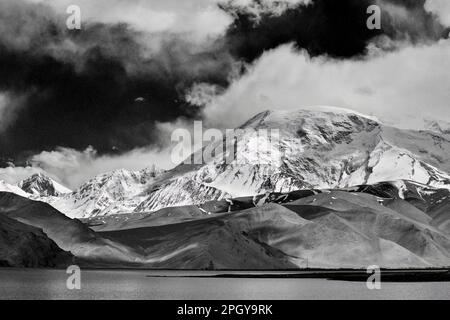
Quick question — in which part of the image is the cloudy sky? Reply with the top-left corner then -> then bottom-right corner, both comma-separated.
0,0 -> 449,188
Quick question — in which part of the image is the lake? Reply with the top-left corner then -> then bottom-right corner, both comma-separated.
0,268 -> 449,300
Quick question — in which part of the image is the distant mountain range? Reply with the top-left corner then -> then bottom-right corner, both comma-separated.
0,107 -> 449,269
3,106 -> 450,219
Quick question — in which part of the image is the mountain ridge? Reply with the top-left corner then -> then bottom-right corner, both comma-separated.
3,106 -> 450,219
131,107 -> 450,214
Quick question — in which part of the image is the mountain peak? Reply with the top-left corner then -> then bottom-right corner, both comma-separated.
423,118 -> 450,135
18,173 -> 71,197
43,166 -> 163,218
78,166 -> 162,191
243,106 -> 379,126
238,107 -> 381,135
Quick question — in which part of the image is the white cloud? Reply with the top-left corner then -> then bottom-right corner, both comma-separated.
27,145 -> 174,189
425,0 -> 450,27
177,6 -> 232,41
1,142 -> 180,189
0,108 -> 206,189
201,39 -> 450,130
27,0 -> 233,40
23,117 -> 219,189
7,0 -> 449,188
26,0 -> 313,41
0,166 -> 47,185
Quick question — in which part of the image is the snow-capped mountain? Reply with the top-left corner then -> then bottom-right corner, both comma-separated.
133,175 -> 229,213
0,180 -> 30,198
0,173 -> 71,200
133,106 -> 450,213
42,167 -> 162,218
424,118 -> 450,136
18,173 -> 71,197
4,106 -> 450,219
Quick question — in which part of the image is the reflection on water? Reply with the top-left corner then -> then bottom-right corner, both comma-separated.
0,268 -> 449,300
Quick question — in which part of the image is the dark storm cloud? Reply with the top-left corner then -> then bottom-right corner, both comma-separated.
219,0 -> 449,62
0,0 -> 233,160
0,0 -> 448,161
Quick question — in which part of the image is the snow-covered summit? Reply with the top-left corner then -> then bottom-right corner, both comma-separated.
41,166 -> 163,218
133,106 -> 450,212
242,106 -> 380,127
18,173 -> 71,197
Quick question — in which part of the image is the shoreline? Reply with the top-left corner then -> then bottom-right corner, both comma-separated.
1,267 -> 449,282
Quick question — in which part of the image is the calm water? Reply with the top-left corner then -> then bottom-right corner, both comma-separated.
0,268 -> 449,300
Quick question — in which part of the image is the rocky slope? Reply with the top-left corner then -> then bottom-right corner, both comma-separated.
0,192 -> 146,265
0,214 -> 72,268
97,180 -> 450,269
1,180 -> 449,269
